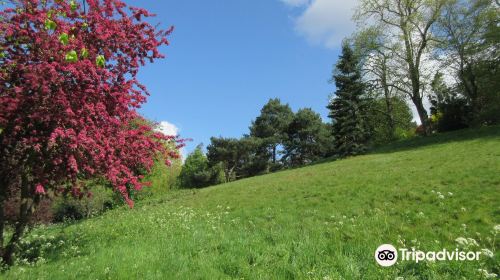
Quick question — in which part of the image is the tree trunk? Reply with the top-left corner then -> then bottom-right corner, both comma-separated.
413,95 -> 431,135
401,20 -> 430,136
0,193 -> 5,259
2,177 -> 35,266
0,172 -> 8,260
224,169 -> 230,183
381,58 -> 396,138
272,145 -> 276,164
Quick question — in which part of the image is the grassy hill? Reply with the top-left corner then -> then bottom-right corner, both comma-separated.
3,127 -> 500,279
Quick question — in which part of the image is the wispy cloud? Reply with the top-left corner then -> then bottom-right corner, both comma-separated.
281,0 -> 360,48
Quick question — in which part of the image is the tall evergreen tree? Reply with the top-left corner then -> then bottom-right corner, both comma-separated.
328,43 -> 369,157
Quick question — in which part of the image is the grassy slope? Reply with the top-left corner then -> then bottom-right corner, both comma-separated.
3,127 -> 500,279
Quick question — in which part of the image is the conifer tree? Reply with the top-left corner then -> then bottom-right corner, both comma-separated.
327,43 -> 369,157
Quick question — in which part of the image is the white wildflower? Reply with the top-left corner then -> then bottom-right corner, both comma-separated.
448,192 -> 453,196
455,237 -> 468,246
438,194 -> 445,199
461,207 -> 467,212
481,248 -> 494,258
467,238 -> 479,247
478,269 -> 498,279
494,225 -> 500,233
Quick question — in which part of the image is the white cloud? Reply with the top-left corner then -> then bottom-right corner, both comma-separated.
281,0 -> 360,48
279,0 -> 310,7
157,121 -> 179,136
156,121 -> 187,161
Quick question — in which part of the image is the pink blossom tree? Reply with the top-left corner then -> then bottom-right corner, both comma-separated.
0,0 -> 179,265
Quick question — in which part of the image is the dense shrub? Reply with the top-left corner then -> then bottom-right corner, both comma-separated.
52,185 -> 115,223
135,158 -> 182,199
179,146 -> 224,188
365,97 -> 416,145
430,73 -> 471,132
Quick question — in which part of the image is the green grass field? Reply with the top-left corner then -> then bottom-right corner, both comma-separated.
2,127 -> 500,279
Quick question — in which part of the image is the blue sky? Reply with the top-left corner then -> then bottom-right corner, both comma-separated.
124,0 -> 360,155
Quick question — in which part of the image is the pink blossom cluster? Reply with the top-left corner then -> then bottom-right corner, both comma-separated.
0,0 -> 181,207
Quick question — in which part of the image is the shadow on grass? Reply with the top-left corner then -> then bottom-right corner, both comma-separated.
370,125 -> 500,155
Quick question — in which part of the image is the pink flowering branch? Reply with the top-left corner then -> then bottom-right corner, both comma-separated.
0,0 -> 178,265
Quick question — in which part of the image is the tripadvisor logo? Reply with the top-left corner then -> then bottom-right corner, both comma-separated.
375,244 -> 398,267
375,244 -> 482,267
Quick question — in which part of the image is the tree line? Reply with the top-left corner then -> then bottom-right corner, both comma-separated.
179,0 -> 499,189
179,91 -> 414,188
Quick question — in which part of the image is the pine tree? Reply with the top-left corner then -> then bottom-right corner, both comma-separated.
250,98 -> 294,167
327,43 -> 369,157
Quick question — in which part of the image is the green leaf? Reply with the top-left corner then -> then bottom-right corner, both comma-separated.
58,33 -> 69,45
96,55 -> 106,68
65,50 -> 78,63
44,19 -> 57,31
0,52 -> 5,59
81,48 -> 89,59
70,0 -> 78,11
